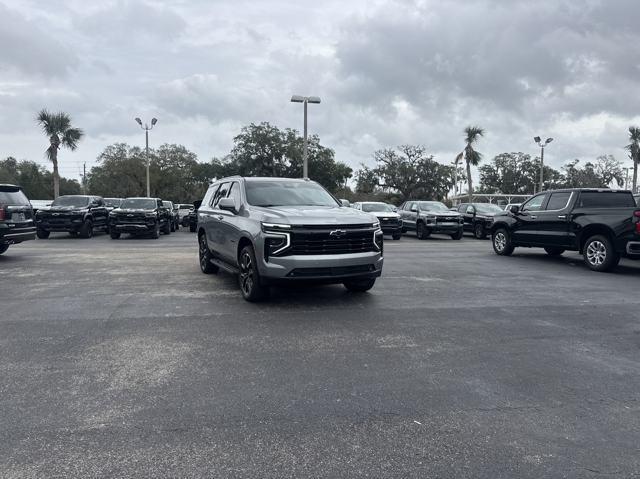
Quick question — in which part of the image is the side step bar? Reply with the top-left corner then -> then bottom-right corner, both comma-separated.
210,257 -> 239,275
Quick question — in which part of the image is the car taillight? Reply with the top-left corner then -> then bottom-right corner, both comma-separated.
634,210 -> 640,234
0,206 -> 5,221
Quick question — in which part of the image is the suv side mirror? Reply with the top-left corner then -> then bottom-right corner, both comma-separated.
340,199 -> 350,207
509,205 -> 520,214
218,197 -> 237,213
90,201 -> 99,208
193,200 -> 202,210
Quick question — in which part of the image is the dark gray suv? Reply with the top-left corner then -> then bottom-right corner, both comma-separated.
197,177 -> 384,301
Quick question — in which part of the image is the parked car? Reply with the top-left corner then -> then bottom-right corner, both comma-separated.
177,204 -> 193,225
399,200 -> 464,240
457,202 -> 504,239
0,184 -> 36,254
29,199 -> 52,214
162,200 -> 180,231
109,197 -> 171,239
197,176 -> 383,301
188,200 -> 200,232
35,195 -> 108,239
491,188 -> 640,272
103,198 -> 123,210
353,202 -> 402,240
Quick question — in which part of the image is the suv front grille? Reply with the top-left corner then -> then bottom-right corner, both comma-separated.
287,264 -> 376,277
286,226 -> 378,256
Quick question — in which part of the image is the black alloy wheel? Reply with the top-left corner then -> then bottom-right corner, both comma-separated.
238,245 -> 269,302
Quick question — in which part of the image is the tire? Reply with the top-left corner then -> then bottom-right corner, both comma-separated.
162,220 -> 171,235
36,229 -> 50,239
0,244 -> 9,255
401,227 -> 407,233
474,222 -> 487,239
198,233 -> 219,274
238,245 -> 269,302
544,247 -> 565,256
416,222 -> 430,240
450,229 -> 463,240
151,223 -> 160,239
175,222 -> 179,231
170,221 -> 175,232
392,233 -> 401,240
189,223 -> 196,233
110,231 -> 121,239
344,278 -> 376,292
492,228 -> 515,256
583,235 -> 619,272
69,231 -> 78,237
79,219 -> 93,239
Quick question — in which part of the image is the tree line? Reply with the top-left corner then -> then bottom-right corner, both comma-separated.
3,109 -> 640,203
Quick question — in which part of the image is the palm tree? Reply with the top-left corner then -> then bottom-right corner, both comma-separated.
36,109 -> 84,198
626,126 -> 640,193
462,126 -> 484,202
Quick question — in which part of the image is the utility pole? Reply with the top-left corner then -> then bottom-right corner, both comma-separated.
290,95 -> 321,178
534,136 -> 553,192
83,162 -> 86,194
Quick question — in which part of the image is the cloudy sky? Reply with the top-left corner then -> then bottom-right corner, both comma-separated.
1,0 -> 639,182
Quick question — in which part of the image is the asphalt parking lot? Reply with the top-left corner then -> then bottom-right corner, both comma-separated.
1,230 -> 639,478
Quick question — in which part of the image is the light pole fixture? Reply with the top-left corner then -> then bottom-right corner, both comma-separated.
291,95 -> 321,179
534,136 -> 553,193
135,117 -> 158,197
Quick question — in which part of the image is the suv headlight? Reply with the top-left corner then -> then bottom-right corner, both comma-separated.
261,222 -> 292,232
145,212 -> 157,217
372,222 -> 380,229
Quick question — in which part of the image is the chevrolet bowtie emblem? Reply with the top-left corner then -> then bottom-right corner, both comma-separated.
329,229 -> 346,238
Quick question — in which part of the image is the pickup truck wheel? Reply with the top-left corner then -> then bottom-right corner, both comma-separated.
151,223 -> 160,239
36,229 -> 50,239
583,235 -> 619,272
544,247 -> 565,256
79,219 -> 93,239
474,223 -> 487,239
0,244 -> 9,255
492,228 -> 514,256
416,222 -> 430,240
239,245 -> 269,302
450,229 -> 463,240
170,222 -> 175,232
189,223 -> 196,233
110,231 -> 121,239
344,278 -> 376,292
162,221 -> 171,235
199,234 -> 218,274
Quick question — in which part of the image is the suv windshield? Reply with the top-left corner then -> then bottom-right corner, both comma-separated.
362,203 -> 394,212
120,198 -> 157,209
51,196 -> 89,207
417,201 -> 448,212
246,181 -> 339,207
162,201 -> 172,208
474,204 -> 503,214
0,187 -> 29,205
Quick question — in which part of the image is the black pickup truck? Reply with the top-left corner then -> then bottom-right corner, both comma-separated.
490,188 -> 640,272
108,197 -> 171,239
35,195 -> 109,238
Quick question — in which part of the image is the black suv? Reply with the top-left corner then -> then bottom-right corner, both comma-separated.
35,195 -> 109,238
0,184 -> 36,255
457,202 -> 504,239
491,188 -> 640,272
162,200 -> 180,231
109,197 -> 171,239
188,200 -> 201,232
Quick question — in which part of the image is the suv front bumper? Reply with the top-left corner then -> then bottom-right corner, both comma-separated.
258,251 -> 383,284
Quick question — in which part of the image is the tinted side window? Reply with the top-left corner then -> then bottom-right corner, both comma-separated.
521,194 -> 547,212
227,182 -> 241,206
405,202 -> 414,211
204,184 -> 219,207
157,199 -> 163,208
546,192 -> 572,210
212,182 -> 230,208
578,192 -> 636,208
466,205 -> 474,214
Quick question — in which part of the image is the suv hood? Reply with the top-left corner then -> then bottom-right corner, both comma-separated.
259,205 -> 377,226
369,211 -> 401,219
113,208 -> 154,213
420,211 -> 461,217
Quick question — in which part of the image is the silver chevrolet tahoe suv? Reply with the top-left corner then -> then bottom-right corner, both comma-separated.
197,177 -> 384,301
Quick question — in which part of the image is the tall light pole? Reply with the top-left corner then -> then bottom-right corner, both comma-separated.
534,136 -> 553,192
135,117 -> 158,197
291,95 -> 321,178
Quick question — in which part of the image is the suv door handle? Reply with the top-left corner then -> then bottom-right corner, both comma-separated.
557,215 -> 566,219
530,215 -> 537,219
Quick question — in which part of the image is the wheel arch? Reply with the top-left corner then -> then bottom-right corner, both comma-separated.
578,224 -> 616,253
237,236 -> 254,264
